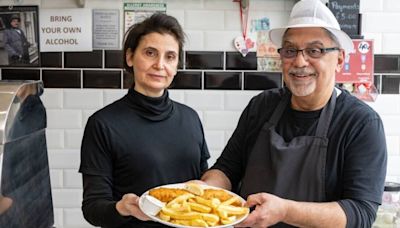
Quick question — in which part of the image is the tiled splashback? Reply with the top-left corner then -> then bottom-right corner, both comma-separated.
1,50 -> 399,94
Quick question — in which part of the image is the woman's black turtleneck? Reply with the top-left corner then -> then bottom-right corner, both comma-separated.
126,88 -> 173,121
79,89 -> 210,228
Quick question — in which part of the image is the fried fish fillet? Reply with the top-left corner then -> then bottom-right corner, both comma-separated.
149,188 -> 189,202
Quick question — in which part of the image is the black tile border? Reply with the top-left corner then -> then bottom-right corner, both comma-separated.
64,50 -> 103,68
123,71 -> 133,89
381,75 -> 400,94
83,70 -> 121,88
186,51 -> 224,70
1,69 -> 41,81
204,71 -> 242,90
41,52 -> 63,68
244,72 -> 282,90
105,50 -> 123,69
42,70 -> 81,88
374,55 -> 400,73
226,52 -> 257,70
1,50 -> 400,94
170,71 -> 202,89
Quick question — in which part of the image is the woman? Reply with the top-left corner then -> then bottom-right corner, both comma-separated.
79,13 -> 210,228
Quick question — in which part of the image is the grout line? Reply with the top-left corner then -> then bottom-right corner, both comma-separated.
183,50 -> 186,70
241,71 -> 244,90
201,71 -> 205,90
102,49 -> 105,69
223,51 -> 226,70
120,70 -> 123,89
81,69 -> 83,89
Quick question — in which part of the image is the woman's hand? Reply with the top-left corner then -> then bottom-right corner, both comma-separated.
116,193 -> 150,221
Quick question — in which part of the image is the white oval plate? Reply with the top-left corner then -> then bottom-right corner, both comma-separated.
139,183 -> 249,228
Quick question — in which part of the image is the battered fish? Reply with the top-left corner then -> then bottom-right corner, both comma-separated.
149,188 -> 189,202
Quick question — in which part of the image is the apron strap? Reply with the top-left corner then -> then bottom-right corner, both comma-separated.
315,89 -> 337,137
269,91 -> 291,125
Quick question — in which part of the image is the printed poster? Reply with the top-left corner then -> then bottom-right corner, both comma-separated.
257,29 -> 281,72
93,9 -> 119,49
336,39 -> 374,83
123,2 -> 166,33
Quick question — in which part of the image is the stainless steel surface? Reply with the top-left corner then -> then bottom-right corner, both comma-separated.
0,80 -> 53,228
0,80 -> 43,145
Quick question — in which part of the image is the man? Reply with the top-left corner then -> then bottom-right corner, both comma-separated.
4,14 -> 30,65
201,0 -> 387,227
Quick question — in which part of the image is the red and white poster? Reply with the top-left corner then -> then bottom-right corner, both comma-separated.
336,39 -> 374,83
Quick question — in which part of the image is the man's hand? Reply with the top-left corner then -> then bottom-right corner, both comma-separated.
0,196 -> 13,215
236,193 -> 347,228
201,169 -> 232,190
235,193 -> 288,228
115,193 -> 150,221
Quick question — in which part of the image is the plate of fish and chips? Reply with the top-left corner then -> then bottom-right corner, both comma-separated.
139,183 -> 250,228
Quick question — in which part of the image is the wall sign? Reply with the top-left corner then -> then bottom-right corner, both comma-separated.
40,9 -> 92,52
336,39 -> 374,83
328,0 -> 361,36
93,9 -> 119,49
123,2 -> 166,33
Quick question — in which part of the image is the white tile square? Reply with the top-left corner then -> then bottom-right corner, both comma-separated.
204,130 -> 225,150
50,169 -> 63,188
185,10 -> 224,30
47,110 -> 82,129
64,90 -> 103,109
46,129 -> 64,149
65,129 -> 84,149
185,91 -> 224,110
48,150 -> 80,169
42,89 -> 63,109
103,89 -> 126,106
52,189 -> 82,208
204,111 -> 242,130
64,169 -> 82,188
64,208 -> 93,227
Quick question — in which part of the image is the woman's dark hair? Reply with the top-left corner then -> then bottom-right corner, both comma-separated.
123,13 -> 185,73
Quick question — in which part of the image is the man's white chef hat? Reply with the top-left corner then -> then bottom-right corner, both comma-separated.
268,0 -> 354,54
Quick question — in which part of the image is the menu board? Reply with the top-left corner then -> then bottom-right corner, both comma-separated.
336,39 -> 374,84
328,0 -> 360,36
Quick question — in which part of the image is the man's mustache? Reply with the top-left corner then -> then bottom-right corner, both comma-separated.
288,68 -> 316,75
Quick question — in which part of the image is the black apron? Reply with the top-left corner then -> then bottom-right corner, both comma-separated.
240,89 -> 337,228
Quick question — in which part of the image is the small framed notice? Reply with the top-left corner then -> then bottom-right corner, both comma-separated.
123,2 -> 166,33
93,9 -> 119,49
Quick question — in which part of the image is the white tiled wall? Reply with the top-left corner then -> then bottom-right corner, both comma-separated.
2,0 -> 399,227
